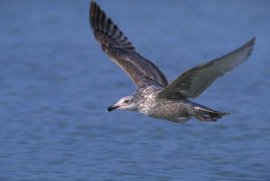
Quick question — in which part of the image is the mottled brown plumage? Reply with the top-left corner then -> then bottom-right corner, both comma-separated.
90,1 -> 255,122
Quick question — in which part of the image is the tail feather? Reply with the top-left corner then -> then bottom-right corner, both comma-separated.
193,106 -> 228,122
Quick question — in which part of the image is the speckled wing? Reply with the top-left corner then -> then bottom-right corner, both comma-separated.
157,38 -> 256,99
90,1 -> 168,88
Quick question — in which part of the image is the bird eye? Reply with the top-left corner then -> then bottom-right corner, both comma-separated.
124,100 -> 129,103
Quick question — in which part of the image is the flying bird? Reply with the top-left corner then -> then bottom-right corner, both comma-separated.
89,1 -> 255,123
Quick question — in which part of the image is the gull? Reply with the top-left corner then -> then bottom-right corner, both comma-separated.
89,1 -> 255,123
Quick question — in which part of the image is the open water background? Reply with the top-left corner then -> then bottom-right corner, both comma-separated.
0,0 -> 269,180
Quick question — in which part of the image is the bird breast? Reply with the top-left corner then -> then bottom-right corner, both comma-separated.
138,92 -> 192,120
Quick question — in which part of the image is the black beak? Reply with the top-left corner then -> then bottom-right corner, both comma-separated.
107,105 -> 119,112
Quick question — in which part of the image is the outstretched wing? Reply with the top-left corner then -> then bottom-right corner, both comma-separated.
90,1 -> 168,88
157,38 -> 256,99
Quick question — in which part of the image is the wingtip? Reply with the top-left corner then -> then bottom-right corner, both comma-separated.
238,37 -> 256,58
90,0 -> 95,8
89,0 -> 103,31
90,0 -> 96,5
90,0 -> 99,9
246,36 -> 256,57
249,36 -> 256,46
90,0 -> 100,16
90,0 -> 98,14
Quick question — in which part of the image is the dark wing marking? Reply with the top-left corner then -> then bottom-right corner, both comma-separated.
90,1 -> 168,88
157,38 -> 256,99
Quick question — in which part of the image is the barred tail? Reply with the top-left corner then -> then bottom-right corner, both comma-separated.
193,106 -> 228,122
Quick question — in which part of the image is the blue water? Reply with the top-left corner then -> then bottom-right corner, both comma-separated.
0,0 -> 270,180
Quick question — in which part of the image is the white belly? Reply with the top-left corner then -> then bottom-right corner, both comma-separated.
138,96 -> 192,123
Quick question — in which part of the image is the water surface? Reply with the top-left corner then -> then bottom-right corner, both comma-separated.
0,0 -> 269,180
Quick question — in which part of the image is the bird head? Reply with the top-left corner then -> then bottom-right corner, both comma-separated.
107,95 -> 138,112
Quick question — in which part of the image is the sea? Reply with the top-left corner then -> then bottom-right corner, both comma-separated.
0,0 -> 269,180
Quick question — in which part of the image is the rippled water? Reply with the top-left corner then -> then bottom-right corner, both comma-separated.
1,0 -> 270,180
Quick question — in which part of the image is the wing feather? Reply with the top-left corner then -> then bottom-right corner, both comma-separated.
90,1 -> 168,88
157,38 -> 256,99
